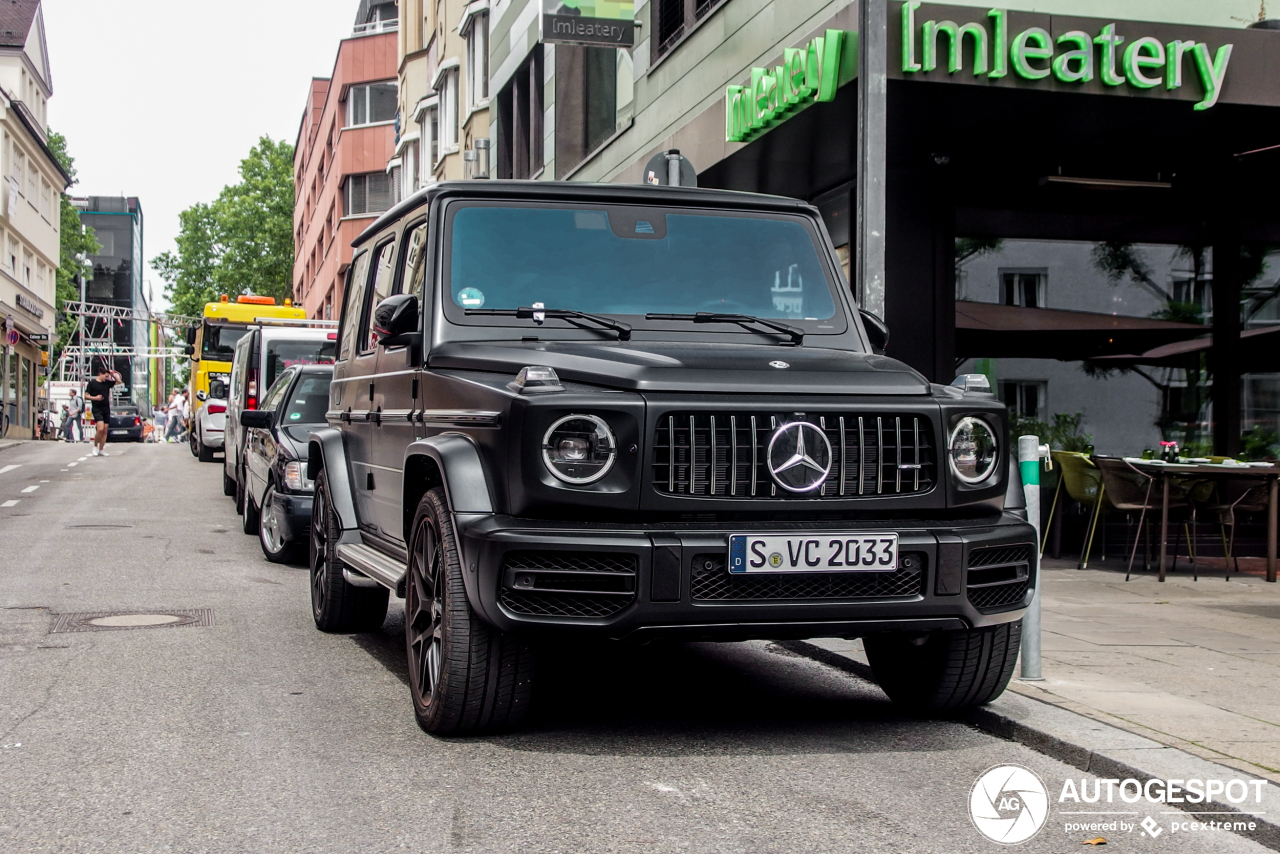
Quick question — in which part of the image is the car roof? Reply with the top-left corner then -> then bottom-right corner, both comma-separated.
354,179 -> 815,248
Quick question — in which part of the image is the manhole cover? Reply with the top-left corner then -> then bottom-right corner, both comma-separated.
49,608 -> 213,633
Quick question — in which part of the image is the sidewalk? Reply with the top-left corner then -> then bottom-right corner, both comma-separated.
812,555 -> 1280,782
0,438 -> 23,452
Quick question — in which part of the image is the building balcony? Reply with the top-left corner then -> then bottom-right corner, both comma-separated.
353,18 -> 397,36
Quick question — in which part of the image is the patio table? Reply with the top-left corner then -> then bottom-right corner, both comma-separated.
1120,459 -> 1278,582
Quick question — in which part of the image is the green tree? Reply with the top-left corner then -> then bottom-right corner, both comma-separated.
47,130 -> 100,365
153,136 -> 295,318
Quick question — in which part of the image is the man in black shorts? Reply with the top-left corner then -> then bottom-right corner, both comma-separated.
85,366 -> 120,457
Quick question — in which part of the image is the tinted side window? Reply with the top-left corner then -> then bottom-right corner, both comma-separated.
338,250 -> 371,361
261,371 -> 293,412
361,240 -> 397,352
400,221 -> 428,301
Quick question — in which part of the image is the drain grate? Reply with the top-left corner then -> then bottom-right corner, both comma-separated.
49,608 -> 214,634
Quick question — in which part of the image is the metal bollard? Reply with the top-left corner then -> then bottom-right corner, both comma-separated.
1019,435 -> 1051,681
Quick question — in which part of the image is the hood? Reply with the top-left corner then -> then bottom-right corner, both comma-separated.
280,424 -> 318,454
430,340 -> 929,395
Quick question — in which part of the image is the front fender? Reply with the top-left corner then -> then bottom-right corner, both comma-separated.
403,433 -> 496,625
308,427 -> 359,531
402,433 -> 494,515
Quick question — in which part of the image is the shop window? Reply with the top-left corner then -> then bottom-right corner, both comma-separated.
1000,270 -> 1046,308
555,44 -> 618,178
465,12 -> 489,110
344,172 -> 396,216
1000,381 -> 1047,422
652,0 -> 727,62
496,47 -> 545,180
347,81 -> 398,127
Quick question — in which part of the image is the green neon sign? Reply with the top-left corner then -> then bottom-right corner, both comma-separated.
900,3 -> 1233,110
725,30 -> 845,143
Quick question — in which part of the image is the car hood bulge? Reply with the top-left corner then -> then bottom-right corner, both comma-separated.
430,340 -> 929,395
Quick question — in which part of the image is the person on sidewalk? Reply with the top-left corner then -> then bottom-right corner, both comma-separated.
65,388 -> 84,442
84,366 -> 120,457
59,404 -> 72,442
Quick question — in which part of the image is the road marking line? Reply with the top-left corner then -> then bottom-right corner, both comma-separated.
0,464 -> 19,475
21,485 -> 38,493
77,457 -> 87,462
39,480 -> 48,483
1,500 -> 17,508
60,469 -> 68,472
67,462 -> 78,467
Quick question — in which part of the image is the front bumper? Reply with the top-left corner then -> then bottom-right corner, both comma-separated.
455,514 -> 1037,640
270,490 -> 313,542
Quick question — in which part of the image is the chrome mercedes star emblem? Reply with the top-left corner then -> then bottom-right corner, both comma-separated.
769,360 -> 789,369
766,421 -> 833,493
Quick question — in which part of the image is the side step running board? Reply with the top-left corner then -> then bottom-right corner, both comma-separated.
337,543 -> 407,592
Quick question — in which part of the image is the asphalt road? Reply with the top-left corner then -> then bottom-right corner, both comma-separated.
0,440 -> 1271,854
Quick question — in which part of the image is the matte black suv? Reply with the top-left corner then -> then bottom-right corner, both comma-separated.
308,180 -> 1035,736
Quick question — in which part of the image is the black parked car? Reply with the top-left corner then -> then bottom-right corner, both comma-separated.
307,180 -> 1035,736
106,405 -> 145,442
239,365 -> 333,563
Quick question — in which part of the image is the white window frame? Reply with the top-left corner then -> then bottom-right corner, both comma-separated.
346,80 -> 398,128
464,10 -> 489,111
434,67 -> 460,155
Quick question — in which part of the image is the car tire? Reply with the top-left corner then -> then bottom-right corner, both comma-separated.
234,462 -> 246,515
189,430 -> 199,457
863,621 -> 1021,714
222,469 -> 235,497
405,487 -> 535,736
241,482 -> 260,535
258,483 -> 298,563
309,469 -> 388,632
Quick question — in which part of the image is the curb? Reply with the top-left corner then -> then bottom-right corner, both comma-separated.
781,640 -> 1280,851
0,440 -> 24,453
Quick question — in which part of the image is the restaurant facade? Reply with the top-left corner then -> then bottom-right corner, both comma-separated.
492,0 -> 1280,457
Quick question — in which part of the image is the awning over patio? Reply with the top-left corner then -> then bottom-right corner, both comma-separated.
1091,325 -> 1280,369
955,302 -> 1205,360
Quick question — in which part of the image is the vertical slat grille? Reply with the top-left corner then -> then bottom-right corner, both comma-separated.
652,412 -> 936,499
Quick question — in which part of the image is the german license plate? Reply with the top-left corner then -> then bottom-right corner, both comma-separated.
110,429 -> 127,435
728,533 -> 899,573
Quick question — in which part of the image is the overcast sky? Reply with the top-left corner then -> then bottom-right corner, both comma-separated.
45,0 -> 363,308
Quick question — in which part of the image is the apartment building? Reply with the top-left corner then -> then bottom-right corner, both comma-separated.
0,0 -> 66,438
293,1 -> 398,321
393,0 -> 491,195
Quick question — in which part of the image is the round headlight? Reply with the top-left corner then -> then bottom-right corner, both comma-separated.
948,417 -> 999,484
542,414 -> 616,484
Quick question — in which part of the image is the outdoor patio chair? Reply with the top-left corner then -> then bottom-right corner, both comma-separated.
1192,476 -> 1269,581
1042,451 -> 1108,569
1091,456 -> 1194,581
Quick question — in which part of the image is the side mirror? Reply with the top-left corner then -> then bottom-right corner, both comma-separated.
196,390 -> 208,402
373,294 -> 420,346
860,309 -> 889,354
239,410 -> 273,429
184,344 -> 196,357
185,327 -> 196,345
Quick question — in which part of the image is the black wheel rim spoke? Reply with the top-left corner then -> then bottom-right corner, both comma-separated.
408,515 -> 443,703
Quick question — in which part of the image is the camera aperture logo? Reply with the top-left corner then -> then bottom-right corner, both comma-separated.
970,765 -> 1050,844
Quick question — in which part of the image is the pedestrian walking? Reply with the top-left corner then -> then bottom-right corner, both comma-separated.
59,404 -> 72,442
66,388 -> 84,442
84,365 -> 120,457
176,391 -> 190,441
163,391 -> 181,443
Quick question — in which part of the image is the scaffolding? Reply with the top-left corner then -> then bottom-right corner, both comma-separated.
56,302 -> 198,403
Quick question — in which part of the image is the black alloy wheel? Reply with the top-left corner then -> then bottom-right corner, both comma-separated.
405,487 -> 534,735
309,470 -> 387,632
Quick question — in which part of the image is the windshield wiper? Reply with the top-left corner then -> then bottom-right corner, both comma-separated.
466,307 -> 632,341
645,312 -> 804,346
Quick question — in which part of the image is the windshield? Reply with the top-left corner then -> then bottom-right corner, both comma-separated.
265,340 -> 336,389
201,322 -> 249,362
445,203 -> 842,331
281,375 -> 332,425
